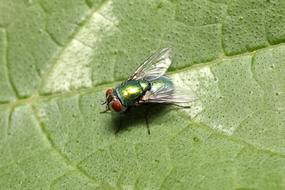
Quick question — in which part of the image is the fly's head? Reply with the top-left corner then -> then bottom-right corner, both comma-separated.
101,88 -> 126,113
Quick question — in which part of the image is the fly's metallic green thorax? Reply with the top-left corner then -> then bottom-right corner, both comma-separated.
115,80 -> 151,106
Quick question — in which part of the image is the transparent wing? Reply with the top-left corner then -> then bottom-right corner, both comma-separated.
141,80 -> 196,104
129,48 -> 173,81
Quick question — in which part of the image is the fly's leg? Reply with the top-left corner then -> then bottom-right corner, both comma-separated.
100,109 -> 110,114
115,119 -> 122,134
145,105 -> 151,135
138,100 -> 151,135
100,103 -> 110,113
145,112 -> 150,135
115,107 -> 131,134
172,103 -> 191,109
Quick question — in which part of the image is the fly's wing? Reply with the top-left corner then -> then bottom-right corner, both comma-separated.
129,48 -> 173,81
141,80 -> 196,104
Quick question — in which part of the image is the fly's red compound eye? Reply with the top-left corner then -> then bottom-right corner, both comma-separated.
111,99 -> 122,112
105,89 -> 113,97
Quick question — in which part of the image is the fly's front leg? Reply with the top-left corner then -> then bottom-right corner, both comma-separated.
100,108 -> 110,114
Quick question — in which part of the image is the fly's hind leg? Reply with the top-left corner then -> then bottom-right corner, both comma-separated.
137,100 -> 151,135
172,103 -> 191,109
145,109 -> 151,135
144,104 -> 153,135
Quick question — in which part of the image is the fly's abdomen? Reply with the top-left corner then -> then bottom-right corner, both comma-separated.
149,76 -> 173,93
116,80 -> 150,106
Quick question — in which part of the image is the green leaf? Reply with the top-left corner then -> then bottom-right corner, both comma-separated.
0,0 -> 285,189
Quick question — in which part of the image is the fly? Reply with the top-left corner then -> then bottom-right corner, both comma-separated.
101,48 -> 194,133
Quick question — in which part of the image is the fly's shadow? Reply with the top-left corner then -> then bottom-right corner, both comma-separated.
111,104 -> 169,135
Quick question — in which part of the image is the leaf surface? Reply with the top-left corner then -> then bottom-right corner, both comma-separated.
0,0 -> 285,189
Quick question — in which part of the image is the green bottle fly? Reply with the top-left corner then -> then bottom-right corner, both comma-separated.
102,48 -> 192,113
